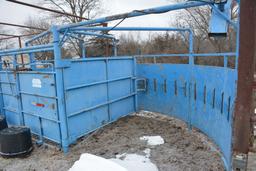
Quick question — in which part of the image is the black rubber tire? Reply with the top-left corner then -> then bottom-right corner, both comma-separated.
0,126 -> 33,157
0,115 -> 8,131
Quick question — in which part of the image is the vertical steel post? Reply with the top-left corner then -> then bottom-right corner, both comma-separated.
224,56 -> 228,68
233,0 -> 256,154
113,39 -> 117,56
25,42 -> 36,70
18,36 -> 24,66
0,56 -> 4,116
82,42 -> 86,58
133,57 -> 138,112
52,26 -> 69,153
78,36 -> 84,57
105,58 -> 111,121
189,30 -> 194,65
188,30 -> 194,129
14,54 -> 24,126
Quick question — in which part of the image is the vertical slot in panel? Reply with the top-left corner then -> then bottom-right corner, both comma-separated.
194,83 -> 197,101
174,80 -> 177,96
212,88 -> 216,109
204,85 -> 207,104
164,79 -> 167,93
227,96 -> 231,121
184,82 -> 187,97
153,79 -> 157,92
221,92 -> 224,114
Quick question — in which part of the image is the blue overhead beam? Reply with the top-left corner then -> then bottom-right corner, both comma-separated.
68,27 -> 192,32
58,1 -> 209,30
25,30 -> 51,46
70,31 -> 116,40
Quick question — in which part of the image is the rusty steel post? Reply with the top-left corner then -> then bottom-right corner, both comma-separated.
18,36 -> 24,66
233,0 -> 256,153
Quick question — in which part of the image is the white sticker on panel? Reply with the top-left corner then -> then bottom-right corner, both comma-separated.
32,78 -> 42,88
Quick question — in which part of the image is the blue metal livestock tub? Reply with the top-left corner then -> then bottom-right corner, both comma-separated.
0,0 -> 251,170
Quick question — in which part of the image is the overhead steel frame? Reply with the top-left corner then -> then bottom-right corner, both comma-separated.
0,1 -> 244,170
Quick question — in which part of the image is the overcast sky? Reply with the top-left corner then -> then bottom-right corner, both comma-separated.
0,0 -> 181,28
0,0 -> 183,42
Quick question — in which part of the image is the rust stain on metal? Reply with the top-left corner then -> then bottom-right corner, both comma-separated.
43,75 -> 50,78
233,0 -> 256,153
106,13 -> 128,21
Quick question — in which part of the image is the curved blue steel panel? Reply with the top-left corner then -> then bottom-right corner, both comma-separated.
137,63 -> 236,170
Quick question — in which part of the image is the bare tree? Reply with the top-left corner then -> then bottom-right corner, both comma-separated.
42,0 -> 102,23
18,0 -> 103,60
42,0 -> 103,57
170,0 -> 238,66
0,26 -> 15,50
20,17 -> 55,61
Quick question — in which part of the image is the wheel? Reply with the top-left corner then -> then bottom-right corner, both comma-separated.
0,126 -> 33,157
0,115 -> 8,131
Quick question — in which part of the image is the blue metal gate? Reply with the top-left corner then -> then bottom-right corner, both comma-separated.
63,57 -> 136,143
0,56 -> 136,151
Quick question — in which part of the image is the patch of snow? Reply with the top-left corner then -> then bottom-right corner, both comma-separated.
69,153 -> 127,171
140,135 -> 165,146
143,148 -> 151,158
110,152 -> 158,171
70,149 -> 159,171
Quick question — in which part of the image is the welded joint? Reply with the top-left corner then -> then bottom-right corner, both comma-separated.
59,29 -> 70,46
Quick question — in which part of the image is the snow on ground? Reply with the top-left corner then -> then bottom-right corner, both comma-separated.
69,135 -> 164,171
69,153 -> 127,171
110,150 -> 158,171
69,150 -> 159,171
1,114 -> 225,171
140,135 -> 165,146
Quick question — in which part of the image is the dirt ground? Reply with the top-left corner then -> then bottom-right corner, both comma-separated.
0,111 -> 224,171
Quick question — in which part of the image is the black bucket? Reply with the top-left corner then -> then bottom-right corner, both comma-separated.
0,115 -> 8,131
0,126 -> 33,157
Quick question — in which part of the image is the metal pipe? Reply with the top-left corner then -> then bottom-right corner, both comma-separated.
0,35 -> 18,41
69,27 -> 192,56
52,25 -> 69,153
69,27 -> 192,32
17,36 -> 24,66
113,39 -> 117,56
6,0 -> 89,20
59,1 -> 208,30
0,44 -> 53,56
25,30 -> 51,46
0,33 -> 19,37
70,31 -> 115,40
0,22 -> 46,31
82,42 -> 86,58
0,33 -> 40,41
